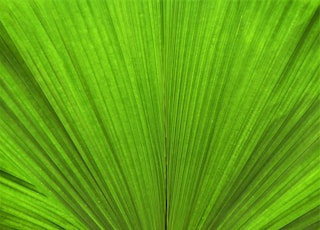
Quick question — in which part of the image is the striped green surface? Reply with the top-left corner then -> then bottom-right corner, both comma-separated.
0,0 -> 319,229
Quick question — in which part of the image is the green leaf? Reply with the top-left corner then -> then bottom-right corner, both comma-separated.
0,0 -> 319,229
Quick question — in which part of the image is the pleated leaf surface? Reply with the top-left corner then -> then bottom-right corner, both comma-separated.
0,0 -> 319,229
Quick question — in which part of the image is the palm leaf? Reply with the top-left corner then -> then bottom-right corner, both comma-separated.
0,0 -> 319,229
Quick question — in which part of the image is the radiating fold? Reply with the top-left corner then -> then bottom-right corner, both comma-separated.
0,0 -> 319,229
1,0 -> 165,229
